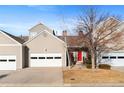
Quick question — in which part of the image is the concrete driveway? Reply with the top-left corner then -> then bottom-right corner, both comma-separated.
0,68 -> 63,86
0,70 -> 15,76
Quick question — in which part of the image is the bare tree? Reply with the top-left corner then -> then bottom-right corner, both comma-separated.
76,8 -> 124,69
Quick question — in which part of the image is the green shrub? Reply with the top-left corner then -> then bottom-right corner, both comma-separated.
86,64 -> 92,69
98,64 -> 111,70
85,56 -> 92,69
85,58 -> 92,64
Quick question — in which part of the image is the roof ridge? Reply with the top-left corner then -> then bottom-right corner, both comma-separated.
28,22 -> 52,32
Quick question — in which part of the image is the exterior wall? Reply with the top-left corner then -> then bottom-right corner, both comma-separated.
29,24 -> 53,39
0,46 -> 23,69
29,24 -> 53,34
0,32 -> 17,44
26,31 -> 66,67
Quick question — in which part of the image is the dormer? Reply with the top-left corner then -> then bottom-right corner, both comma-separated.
29,23 -> 53,39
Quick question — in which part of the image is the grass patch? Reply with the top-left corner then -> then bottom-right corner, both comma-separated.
63,69 -> 124,84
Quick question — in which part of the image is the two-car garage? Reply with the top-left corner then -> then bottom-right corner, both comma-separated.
101,52 -> 124,66
25,30 -> 67,68
30,53 -> 62,67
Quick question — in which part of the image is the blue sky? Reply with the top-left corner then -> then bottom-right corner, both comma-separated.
0,5 -> 124,36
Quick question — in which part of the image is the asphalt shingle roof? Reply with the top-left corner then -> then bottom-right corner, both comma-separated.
1,30 -> 25,44
58,35 -> 86,47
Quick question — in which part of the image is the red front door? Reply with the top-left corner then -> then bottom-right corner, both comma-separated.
78,51 -> 82,61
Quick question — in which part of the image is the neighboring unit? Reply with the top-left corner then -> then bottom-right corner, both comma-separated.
0,31 -> 25,70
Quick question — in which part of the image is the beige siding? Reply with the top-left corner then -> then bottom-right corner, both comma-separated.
26,31 -> 67,67
0,32 -> 17,44
29,24 -> 53,34
0,46 -> 23,69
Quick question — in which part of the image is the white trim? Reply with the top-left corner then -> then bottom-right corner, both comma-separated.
28,23 -> 53,32
24,31 -> 42,44
28,23 -> 42,31
0,44 -> 20,46
0,30 -> 21,46
24,30 -> 67,46
47,30 -> 66,45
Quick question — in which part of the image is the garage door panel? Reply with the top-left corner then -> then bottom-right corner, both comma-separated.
31,61 -> 62,67
0,62 -> 16,70
0,55 -> 16,70
101,53 -> 124,66
30,53 -> 62,67
111,59 -> 124,66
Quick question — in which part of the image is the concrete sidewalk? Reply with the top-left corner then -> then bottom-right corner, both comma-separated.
112,67 -> 124,73
64,83 -> 124,87
0,68 -> 63,87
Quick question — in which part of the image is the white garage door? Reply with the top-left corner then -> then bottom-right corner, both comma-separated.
30,53 -> 62,67
101,53 -> 124,66
0,55 -> 16,70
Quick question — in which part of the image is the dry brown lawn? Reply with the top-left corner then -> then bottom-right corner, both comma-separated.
63,69 -> 124,84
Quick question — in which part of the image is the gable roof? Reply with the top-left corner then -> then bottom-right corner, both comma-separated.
58,35 -> 86,47
19,35 -> 87,47
18,36 -> 29,42
28,23 -> 53,33
24,30 -> 66,46
0,30 -> 24,44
